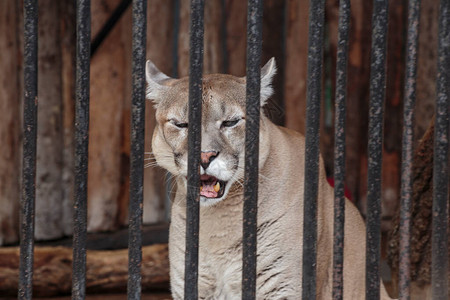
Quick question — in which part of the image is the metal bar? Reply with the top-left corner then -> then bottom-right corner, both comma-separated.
72,0 -> 91,299
301,0 -> 325,299
432,0 -> 449,299
332,0 -> 350,299
398,1 -> 421,299
242,0 -> 264,299
127,0 -> 147,299
19,1 -> 38,299
366,1 -> 389,299
90,0 -> 132,57
184,0 -> 204,298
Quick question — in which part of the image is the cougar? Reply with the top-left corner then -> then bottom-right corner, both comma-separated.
146,58 -> 393,299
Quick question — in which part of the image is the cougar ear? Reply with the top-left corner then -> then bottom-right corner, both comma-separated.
260,57 -> 277,106
145,60 -> 172,106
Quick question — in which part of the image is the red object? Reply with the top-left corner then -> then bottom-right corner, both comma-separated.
326,177 -> 353,202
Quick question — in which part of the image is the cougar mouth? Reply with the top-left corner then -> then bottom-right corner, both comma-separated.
200,174 -> 226,198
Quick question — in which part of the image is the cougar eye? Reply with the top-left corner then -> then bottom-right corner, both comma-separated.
169,119 -> 188,128
174,122 -> 188,128
221,119 -> 239,128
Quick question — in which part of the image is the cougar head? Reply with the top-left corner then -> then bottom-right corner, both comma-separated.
146,58 -> 276,206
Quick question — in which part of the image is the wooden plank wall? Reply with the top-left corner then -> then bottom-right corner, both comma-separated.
0,0 -> 438,245
0,0 -> 21,245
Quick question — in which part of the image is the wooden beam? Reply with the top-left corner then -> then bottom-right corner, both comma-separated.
0,244 -> 169,297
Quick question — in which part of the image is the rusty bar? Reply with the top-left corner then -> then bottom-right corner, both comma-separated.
19,1 -> 38,299
398,0 -> 421,299
242,0 -> 264,299
302,0 -> 325,299
432,0 -> 449,299
366,0 -> 389,299
72,0 -> 91,299
184,0 -> 205,298
127,0 -> 147,299
332,0 -> 351,299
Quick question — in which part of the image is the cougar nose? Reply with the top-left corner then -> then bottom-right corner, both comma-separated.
200,151 -> 219,170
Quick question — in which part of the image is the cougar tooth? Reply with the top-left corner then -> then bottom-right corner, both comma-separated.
214,182 -> 220,193
200,186 -> 203,192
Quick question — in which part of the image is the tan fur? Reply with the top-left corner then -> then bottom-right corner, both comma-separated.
147,58 -> 393,299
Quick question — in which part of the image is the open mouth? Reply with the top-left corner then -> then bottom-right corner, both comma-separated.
200,174 -> 226,198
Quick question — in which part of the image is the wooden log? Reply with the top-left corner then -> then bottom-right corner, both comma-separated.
0,0 -> 21,245
0,244 -> 169,297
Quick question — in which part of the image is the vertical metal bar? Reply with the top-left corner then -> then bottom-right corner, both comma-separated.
332,1 -> 350,299
19,1 -> 38,299
242,0 -> 263,299
127,0 -> 147,299
302,0 -> 325,299
72,0 -> 91,299
398,1 -> 421,299
184,0 -> 204,298
432,0 -> 449,299
366,1 -> 389,299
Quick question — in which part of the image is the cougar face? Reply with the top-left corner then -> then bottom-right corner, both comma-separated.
153,75 -> 249,205
147,58 -> 275,206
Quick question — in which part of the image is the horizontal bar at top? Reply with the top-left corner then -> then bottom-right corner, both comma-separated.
302,0 -> 326,299
431,0 -> 449,299
72,0 -> 91,299
242,0 -> 264,299
127,0 -> 148,299
332,0 -> 351,299
19,1 -> 39,299
184,0 -> 205,299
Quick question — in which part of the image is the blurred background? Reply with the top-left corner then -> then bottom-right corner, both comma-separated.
0,0 -> 442,297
